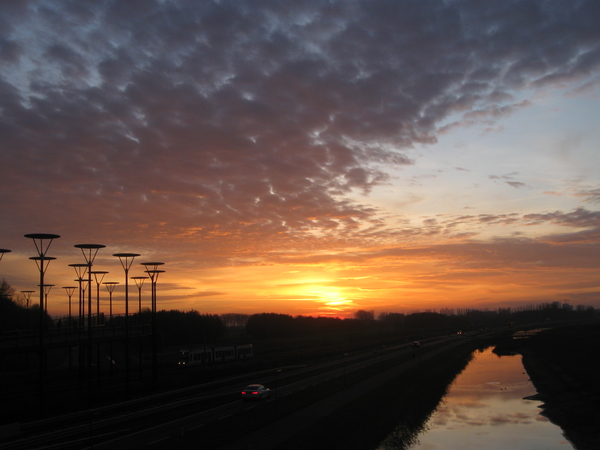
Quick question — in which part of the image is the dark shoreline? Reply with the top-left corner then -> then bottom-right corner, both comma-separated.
514,323 -> 600,450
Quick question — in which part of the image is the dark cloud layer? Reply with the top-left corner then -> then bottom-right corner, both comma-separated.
1,0 -> 599,254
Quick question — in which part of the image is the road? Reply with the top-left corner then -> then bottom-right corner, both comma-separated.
94,336 -> 470,449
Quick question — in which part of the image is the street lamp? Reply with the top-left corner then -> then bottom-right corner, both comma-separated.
24,233 -> 60,413
74,244 -> 105,408
20,290 -> 35,330
114,253 -> 140,396
40,284 -> 54,317
141,262 -> 164,388
0,249 -> 10,261
91,271 -> 108,325
20,290 -> 35,370
69,263 -> 88,327
131,276 -> 149,321
75,245 -> 105,329
131,276 -> 148,381
62,286 -> 77,328
103,282 -> 119,321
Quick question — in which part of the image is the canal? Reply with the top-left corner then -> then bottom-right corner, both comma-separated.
377,346 -> 575,450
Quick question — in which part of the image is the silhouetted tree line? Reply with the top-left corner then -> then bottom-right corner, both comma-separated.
246,313 -> 352,338
244,305 -> 597,339
154,310 -> 225,345
0,279 -> 596,342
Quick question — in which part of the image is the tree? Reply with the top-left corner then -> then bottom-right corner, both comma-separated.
246,313 -> 295,338
220,313 -> 250,327
354,309 -> 375,321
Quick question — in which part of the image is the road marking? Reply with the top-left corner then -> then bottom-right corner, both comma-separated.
148,436 -> 171,446
188,424 -> 205,430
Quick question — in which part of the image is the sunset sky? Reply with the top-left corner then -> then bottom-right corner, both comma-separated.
1,1 -> 599,319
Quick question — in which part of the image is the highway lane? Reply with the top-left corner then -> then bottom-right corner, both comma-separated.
91,336 -> 466,449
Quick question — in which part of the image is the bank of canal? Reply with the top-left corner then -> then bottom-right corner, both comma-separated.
378,346 -> 574,449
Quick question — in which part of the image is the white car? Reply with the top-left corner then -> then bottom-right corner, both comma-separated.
241,384 -> 270,401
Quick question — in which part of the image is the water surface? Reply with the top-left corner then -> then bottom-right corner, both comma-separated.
378,347 -> 574,450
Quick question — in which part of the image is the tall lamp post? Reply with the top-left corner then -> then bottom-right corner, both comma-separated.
21,290 -> 35,370
62,286 -> 77,328
62,286 -> 76,372
69,263 -> 88,387
24,233 -> 60,413
20,290 -> 35,330
131,276 -> 149,322
103,282 -> 119,322
141,262 -> 164,388
0,249 -> 10,262
69,264 -> 88,327
41,284 -> 54,320
91,271 -> 108,325
103,281 -> 119,377
74,244 -> 105,408
0,250 -> 10,332
113,253 -> 140,397
131,276 -> 148,380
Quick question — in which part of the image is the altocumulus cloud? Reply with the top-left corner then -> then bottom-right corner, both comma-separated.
0,0 -> 599,256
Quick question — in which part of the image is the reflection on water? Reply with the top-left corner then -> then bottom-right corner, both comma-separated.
377,347 -> 574,450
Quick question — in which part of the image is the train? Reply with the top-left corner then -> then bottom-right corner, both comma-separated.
178,344 -> 253,366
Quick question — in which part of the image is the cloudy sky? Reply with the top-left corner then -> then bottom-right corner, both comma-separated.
1,0 -> 599,318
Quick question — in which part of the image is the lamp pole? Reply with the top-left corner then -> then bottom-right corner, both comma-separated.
69,264 -> 88,328
91,271 -> 108,325
141,262 -> 164,389
20,290 -> 35,370
103,281 -> 119,377
131,276 -> 148,322
0,250 -> 10,332
20,290 -> 35,330
24,233 -> 60,414
131,276 -> 148,380
0,249 -> 10,262
103,282 -> 119,322
74,244 -> 105,408
69,264 -> 88,388
113,253 -> 140,397
62,286 -> 77,328
41,284 -> 54,320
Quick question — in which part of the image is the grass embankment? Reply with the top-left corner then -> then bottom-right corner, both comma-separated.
505,322 -> 600,450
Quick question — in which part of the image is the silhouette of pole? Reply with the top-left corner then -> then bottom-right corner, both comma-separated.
25,233 -> 60,414
69,264 -> 88,327
131,276 -> 148,321
103,282 -> 118,321
103,281 -> 118,377
131,276 -> 148,380
0,249 -> 10,262
41,284 -> 54,317
70,264 -> 88,388
91,271 -> 108,325
74,244 -> 105,408
0,251 -> 10,332
141,262 -> 164,389
62,286 -> 76,327
21,290 -> 35,330
114,253 -> 140,397
21,290 -> 35,370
